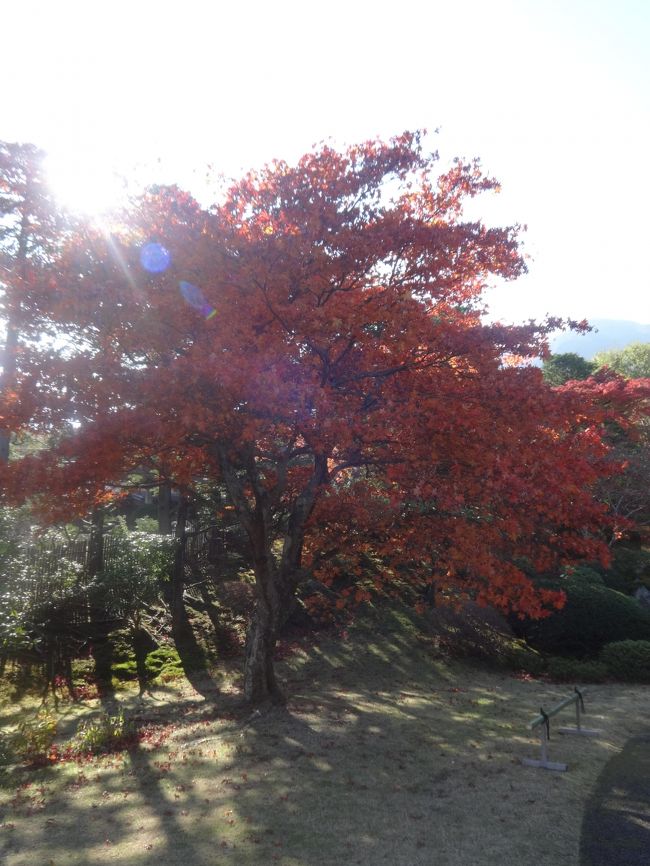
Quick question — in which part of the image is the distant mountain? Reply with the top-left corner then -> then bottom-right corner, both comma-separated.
549,319 -> 650,359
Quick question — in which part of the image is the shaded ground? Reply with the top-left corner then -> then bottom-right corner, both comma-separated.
581,734 -> 650,866
2,620 -> 650,865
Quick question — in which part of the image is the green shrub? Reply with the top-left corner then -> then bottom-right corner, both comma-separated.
6,663 -> 43,698
112,660 -> 137,681
111,647 -> 183,684
564,565 -> 604,586
134,516 -> 160,533
600,640 -> 650,682
145,647 -> 183,680
109,629 -> 136,663
71,658 -> 96,683
10,711 -> 57,764
514,575 -> 650,657
157,665 -> 184,682
601,547 -> 650,594
73,710 -> 135,754
546,656 -> 609,683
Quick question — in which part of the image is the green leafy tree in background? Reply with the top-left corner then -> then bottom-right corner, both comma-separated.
591,344 -> 650,535
593,343 -> 650,379
542,352 -> 595,386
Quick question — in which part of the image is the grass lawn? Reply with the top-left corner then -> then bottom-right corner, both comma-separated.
1,611 -> 650,866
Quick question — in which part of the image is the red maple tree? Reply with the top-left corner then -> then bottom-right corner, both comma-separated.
4,133 -> 648,704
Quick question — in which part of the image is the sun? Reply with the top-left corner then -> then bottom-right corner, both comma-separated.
45,151 -> 130,216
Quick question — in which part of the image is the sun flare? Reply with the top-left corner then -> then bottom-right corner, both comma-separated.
45,152 -> 130,216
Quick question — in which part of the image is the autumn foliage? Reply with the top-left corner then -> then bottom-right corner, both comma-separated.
2,132 -> 649,704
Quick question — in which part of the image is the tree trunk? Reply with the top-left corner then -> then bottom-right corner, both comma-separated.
1,194 -> 32,464
215,446 -> 327,707
243,452 -> 327,705
87,511 -> 114,699
243,563 -> 285,705
133,627 -> 155,695
168,497 -> 207,673
244,607 -> 283,706
243,549 -> 292,706
158,482 -> 173,534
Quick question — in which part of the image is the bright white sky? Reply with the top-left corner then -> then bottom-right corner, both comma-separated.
4,0 -> 649,325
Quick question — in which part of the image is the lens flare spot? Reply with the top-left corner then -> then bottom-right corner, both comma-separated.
179,281 -> 216,319
140,242 -> 171,273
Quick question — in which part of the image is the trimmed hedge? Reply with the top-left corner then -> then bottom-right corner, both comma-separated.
601,547 -> 650,595
514,575 -> 650,657
600,640 -> 650,682
546,656 -> 608,683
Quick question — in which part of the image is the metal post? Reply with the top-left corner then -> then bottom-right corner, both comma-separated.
522,708 -> 568,771
558,688 -> 601,737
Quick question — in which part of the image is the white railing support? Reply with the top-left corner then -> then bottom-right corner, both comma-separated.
557,687 -> 601,737
522,687 -> 602,772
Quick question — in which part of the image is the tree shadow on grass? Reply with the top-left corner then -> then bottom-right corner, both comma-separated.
171,620 -> 225,702
174,662 -> 222,703
0,738 -> 225,865
0,658 -> 483,866
580,733 -> 650,866
1,633 -> 609,866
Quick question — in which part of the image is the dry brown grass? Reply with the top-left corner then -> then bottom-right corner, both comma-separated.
1,618 -> 649,866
